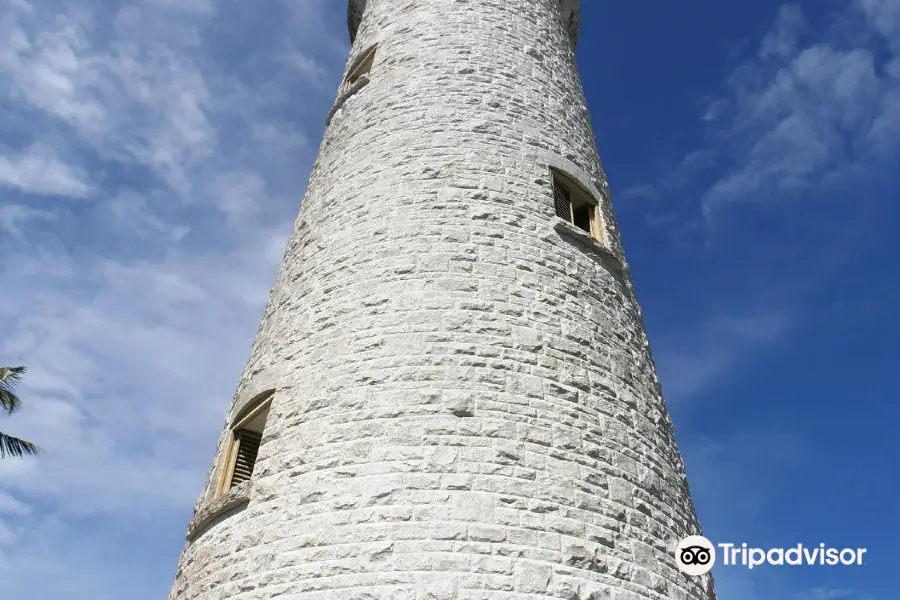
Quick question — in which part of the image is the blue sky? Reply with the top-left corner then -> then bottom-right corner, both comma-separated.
0,1 -> 896,599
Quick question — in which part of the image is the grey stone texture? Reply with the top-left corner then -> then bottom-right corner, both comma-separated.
167,1 -> 717,598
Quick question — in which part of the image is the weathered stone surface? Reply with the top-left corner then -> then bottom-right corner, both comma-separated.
167,1 -> 716,598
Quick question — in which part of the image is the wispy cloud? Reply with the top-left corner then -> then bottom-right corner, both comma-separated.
0,0 -> 347,597
700,0 -> 899,221
617,183 -> 658,204
685,428 -> 805,529
2,1 -> 892,599
655,313 -> 790,404
795,587 -> 875,600
638,11 -> 898,600
632,0 -> 900,406
628,0 -> 899,235
0,203 -> 57,239
0,144 -> 89,198
682,427 -> 808,600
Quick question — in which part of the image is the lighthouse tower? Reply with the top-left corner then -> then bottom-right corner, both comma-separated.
167,1 -> 717,599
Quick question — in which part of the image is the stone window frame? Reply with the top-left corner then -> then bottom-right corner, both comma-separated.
327,42 -> 379,126
215,390 -> 274,498
550,167 -> 604,244
341,43 -> 377,95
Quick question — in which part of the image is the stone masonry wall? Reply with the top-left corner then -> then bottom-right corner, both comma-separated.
167,1 -> 717,598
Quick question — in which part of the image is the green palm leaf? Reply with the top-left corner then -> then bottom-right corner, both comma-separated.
0,366 -> 40,458
0,431 -> 40,458
0,366 -> 26,414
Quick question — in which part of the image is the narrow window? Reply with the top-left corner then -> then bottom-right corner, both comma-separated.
342,44 -> 377,92
230,430 -> 262,486
218,391 -> 273,494
551,169 -> 603,242
553,178 -> 571,221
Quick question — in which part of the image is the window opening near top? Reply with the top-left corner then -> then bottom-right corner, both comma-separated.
551,170 -> 603,242
230,422 -> 264,486
553,178 -> 571,221
344,44 -> 377,90
219,392 -> 272,494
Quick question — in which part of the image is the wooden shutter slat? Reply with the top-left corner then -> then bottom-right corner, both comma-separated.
230,430 -> 263,485
553,179 -> 572,221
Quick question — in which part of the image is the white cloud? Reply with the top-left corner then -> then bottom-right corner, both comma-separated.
656,313 -> 790,405
796,587 -> 875,600
631,0 -> 900,410
617,183 -> 658,204
2,1 -> 887,599
0,203 -> 57,239
0,0 -> 348,597
681,427 -> 808,600
686,428 -> 805,527
0,144 -> 89,198
758,5 -> 806,60
0,492 -> 31,516
699,0 -> 900,221
626,0 -> 899,237
859,0 -> 900,51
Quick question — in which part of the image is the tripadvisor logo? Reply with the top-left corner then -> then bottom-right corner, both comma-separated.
675,536 -> 868,574
675,536 -> 716,576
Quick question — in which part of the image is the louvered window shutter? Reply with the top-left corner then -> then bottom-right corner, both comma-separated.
231,430 -> 262,485
553,179 -> 572,221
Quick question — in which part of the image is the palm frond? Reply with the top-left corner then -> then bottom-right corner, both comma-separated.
0,366 -> 26,414
0,431 -> 40,458
0,366 -> 26,382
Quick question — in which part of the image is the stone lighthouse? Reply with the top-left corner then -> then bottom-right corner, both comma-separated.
167,1 -> 717,599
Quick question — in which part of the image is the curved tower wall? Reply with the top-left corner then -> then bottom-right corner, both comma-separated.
167,1 -> 717,599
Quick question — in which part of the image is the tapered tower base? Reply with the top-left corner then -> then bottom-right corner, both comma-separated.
167,1 -> 716,599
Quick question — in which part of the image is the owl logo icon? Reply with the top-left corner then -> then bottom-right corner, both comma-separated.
675,536 -> 716,576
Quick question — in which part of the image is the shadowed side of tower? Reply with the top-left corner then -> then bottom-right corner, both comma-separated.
167,1 -> 717,599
